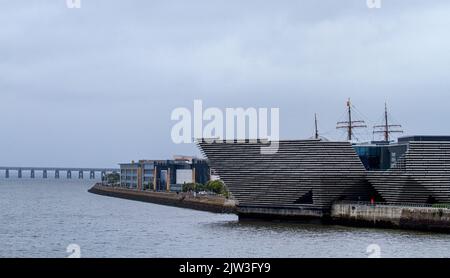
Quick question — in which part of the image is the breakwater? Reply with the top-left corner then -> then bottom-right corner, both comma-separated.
331,202 -> 450,232
88,184 -> 237,214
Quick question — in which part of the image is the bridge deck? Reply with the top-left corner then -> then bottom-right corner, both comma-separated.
0,167 -> 119,171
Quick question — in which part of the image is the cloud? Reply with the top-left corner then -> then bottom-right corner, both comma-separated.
0,0 -> 449,166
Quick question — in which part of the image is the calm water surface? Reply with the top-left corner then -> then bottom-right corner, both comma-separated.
1,179 -> 450,258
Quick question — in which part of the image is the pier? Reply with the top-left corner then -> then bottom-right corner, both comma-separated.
0,166 -> 119,179
88,183 -> 237,214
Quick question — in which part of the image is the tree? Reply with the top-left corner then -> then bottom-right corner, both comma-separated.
206,180 -> 228,196
144,182 -> 153,190
182,180 -> 229,197
105,173 -> 120,185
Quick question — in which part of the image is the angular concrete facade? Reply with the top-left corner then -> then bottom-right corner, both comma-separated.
367,141 -> 450,204
198,139 -> 450,219
198,139 -> 376,217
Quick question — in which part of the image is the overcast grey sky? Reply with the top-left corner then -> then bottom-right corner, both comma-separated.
1,0 -> 449,167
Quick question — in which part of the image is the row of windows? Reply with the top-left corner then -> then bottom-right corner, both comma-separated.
121,170 -> 138,175
120,170 -> 154,176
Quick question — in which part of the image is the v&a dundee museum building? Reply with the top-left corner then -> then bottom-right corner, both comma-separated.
198,136 -> 450,219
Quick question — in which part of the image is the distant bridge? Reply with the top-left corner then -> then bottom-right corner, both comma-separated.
0,166 -> 119,179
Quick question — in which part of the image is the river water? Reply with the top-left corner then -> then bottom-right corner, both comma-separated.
1,179 -> 449,258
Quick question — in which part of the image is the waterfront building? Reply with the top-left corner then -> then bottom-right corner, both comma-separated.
119,162 -> 140,188
198,136 -> 450,219
199,139 -> 371,218
119,156 -> 210,192
365,136 -> 450,204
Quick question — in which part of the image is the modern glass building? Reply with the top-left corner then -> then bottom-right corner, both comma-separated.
119,157 -> 210,192
353,141 -> 408,170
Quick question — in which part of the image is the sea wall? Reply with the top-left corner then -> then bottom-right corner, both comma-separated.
237,206 -> 325,221
88,184 -> 236,214
89,185 -> 450,232
331,202 -> 450,232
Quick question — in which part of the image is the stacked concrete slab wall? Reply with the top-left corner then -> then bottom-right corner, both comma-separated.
198,140 -> 372,216
368,142 -> 450,204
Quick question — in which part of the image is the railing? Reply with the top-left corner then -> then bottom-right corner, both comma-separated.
335,201 -> 450,210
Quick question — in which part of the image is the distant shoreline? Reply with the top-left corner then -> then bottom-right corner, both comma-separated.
88,184 -> 237,214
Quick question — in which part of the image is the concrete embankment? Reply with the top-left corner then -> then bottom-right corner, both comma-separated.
88,184 -> 237,214
89,185 -> 450,232
331,202 -> 450,232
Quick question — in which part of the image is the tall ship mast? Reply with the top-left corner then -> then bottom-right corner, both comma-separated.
336,98 -> 367,141
314,113 -> 319,139
373,102 -> 404,142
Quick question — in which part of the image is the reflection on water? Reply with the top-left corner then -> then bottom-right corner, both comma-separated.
1,179 -> 449,258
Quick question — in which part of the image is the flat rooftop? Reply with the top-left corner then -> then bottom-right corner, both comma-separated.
398,135 -> 450,143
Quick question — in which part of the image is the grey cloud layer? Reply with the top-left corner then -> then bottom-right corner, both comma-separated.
1,0 -> 449,167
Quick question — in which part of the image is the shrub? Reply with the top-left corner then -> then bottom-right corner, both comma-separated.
182,183 -> 205,192
206,180 -> 229,197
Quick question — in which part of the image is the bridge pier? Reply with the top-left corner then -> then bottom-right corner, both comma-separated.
0,167 -> 118,179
